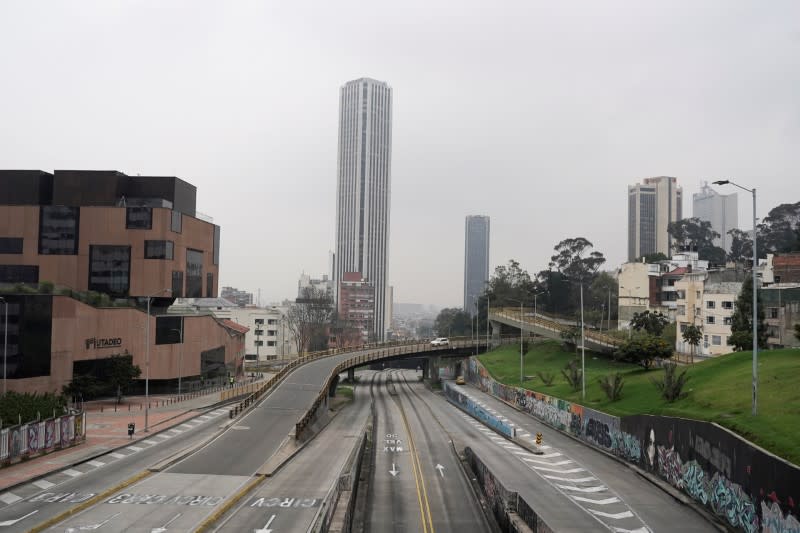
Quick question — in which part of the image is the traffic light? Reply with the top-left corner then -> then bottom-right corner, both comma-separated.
535,432 -> 543,446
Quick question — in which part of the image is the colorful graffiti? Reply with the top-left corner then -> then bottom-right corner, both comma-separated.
1,413 -> 86,466
762,501 -> 800,533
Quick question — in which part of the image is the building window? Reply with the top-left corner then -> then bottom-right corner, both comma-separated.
171,210 -> 182,233
267,341 -> 276,347
1,295 -> 52,378
185,249 -> 203,298
706,316 -> 715,324
712,335 -> 722,346
706,301 -> 716,309
213,226 -> 221,266
722,301 -> 733,309
679,324 -> 687,333
267,330 -> 276,336
39,206 -> 79,255
171,271 -> 184,298
267,319 -> 278,325
704,335 -> 709,348
724,317 -> 732,326
126,206 -> 152,229
677,305 -> 686,316
696,291 -> 701,298
0,237 -> 23,254
145,240 -> 174,260
255,340 -> 264,347
155,316 -> 183,345
0,265 -> 39,283
88,245 -> 131,296
769,307 -> 779,319
206,273 -> 214,298
254,318 -> 264,325
255,329 -> 264,336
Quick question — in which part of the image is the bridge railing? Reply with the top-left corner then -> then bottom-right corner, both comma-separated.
491,307 -> 622,348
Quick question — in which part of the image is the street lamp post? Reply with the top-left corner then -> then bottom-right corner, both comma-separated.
169,320 -> 184,396
580,283 -> 586,400
713,179 -> 758,416
508,298 -> 526,384
0,297 -> 7,396
145,288 -> 171,432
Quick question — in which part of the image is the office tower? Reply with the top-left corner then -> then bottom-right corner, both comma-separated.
693,183 -> 738,253
334,77 -> 392,340
464,215 -> 490,315
628,176 -> 683,261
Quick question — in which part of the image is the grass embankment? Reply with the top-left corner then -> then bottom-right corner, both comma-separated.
480,341 -> 800,465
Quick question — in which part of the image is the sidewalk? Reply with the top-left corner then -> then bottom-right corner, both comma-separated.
0,376 -> 270,492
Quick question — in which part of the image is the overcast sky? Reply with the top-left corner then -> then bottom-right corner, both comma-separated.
1,1 -> 798,308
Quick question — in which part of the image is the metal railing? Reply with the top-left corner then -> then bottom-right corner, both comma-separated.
492,307 -> 622,349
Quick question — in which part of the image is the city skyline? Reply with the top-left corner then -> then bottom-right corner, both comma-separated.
1,2 -> 798,308
464,215 -> 490,315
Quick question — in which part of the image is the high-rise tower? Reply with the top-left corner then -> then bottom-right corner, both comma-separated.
693,184 -> 738,253
334,78 -> 392,340
628,176 -> 682,261
464,215 -> 490,315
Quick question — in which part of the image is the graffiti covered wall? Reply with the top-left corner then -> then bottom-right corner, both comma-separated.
0,412 -> 86,467
466,358 -> 800,533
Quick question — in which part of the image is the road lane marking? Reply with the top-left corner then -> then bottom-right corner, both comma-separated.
571,496 -> 621,505
87,460 -> 106,467
0,510 -> 37,527
521,458 -> 573,466
110,452 -> 126,459
180,424 -> 193,429
63,469 -> 83,477
396,392 -> 434,533
143,440 -> 159,446
127,446 -> 143,452
0,492 -> 22,505
542,475 -> 597,483
556,484 -> 607,493
531,466 -> 586,474
589,509 -> 634,519
33,480 -> 56,490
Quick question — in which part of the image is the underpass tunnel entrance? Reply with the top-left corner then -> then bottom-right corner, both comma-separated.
328,374 -> 339,397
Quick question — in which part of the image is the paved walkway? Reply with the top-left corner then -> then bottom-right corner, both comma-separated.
0,376 -> 270,492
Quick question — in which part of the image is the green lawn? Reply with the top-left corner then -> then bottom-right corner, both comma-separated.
479,341 -> 800,465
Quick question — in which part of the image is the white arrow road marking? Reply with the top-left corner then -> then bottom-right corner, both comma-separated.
521,458 -> 573,466
254,513 -> 276,533
571,496 -> 620,505
0,510 -> 38,527
72,512 -> 122,530
542,475 -> 597,483
435,464 -> 445,478
556,484 -> 606,493
531,466 -> 585,474
389,463 -> 399,477
150,513 -> 181,533
612,527 -> 651,533
589,509 -> 635,520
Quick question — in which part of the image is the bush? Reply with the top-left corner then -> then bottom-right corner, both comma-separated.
38,281 -> 54,294
651,362 -> 690,402
0,391 -> 67,428
615,333 -> 673,370
598,373 -> 625,401
561,358 -> 582,391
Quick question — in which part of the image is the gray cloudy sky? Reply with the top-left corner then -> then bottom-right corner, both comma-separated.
1,1 -> 798,308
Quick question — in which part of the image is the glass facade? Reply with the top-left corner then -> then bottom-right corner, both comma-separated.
155,315 -> 183,345
213,225 -> 220,265
185,249 -> 203,298
144,240 -> 174,260
0,237 -> 23,254
206,273 -> 214,297
0,265 -> 39,283
171,270 -> 184,298
200,345 -> 225,378
89,245 -> 131,296
171,210 -> 182,233
39,206 -> 79,255
1,295 -> 52,379
126,206 -> 152,229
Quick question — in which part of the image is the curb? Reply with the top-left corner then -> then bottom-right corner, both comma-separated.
27,469 -> 151,533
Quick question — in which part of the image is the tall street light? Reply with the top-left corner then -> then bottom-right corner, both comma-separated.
508,298 -> 526,384
713,179 -> 759,416
145,288 -> 172,432
579,283 -> 586,400
0,297 -> 7,396
169,319 -> 184,396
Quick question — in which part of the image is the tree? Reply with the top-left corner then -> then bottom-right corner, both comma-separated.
107,352 -> 142,403
483,259 -> 536,307
728,276 -> 767,351
538,237 -> 606,318
727,228 -> 753,265
589,271 -> 618,327
639,252 -> 668,263
63,374 -> 102,404
651,362 -> 690,402
434,308 -> 473,337
287,286 -> 335,354
598,373 -> 624,401
682,324 -> 702,364
615,334 -> 673,369
760,202 -> 800,255
668,218 -> 725,264
629,310 -> 669,337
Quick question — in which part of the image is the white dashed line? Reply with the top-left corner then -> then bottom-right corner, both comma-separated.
62,469 -> 83,477
127,446 -> 143,452
531,466 -> 586,474
542,475 -> 597,483
87,460 -> 105,467
180,424 -> 193,430
110,452 -> 126,459
0,493 -> 22,505
556,484 -> 606,493
571,496 -> 620,505
588,509 -> 634,519
33,479 -> 55,490
143,440 -> 159,446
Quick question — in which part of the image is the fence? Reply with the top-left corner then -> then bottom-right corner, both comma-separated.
467,357 -> 800,533
0,412 -> 86,467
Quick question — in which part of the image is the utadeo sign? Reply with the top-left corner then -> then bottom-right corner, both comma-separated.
85,337 -> 123,350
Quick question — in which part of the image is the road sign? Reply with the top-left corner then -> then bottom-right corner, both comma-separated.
535,432 -> 543,446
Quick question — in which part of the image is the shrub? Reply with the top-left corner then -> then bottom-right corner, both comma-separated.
651,362 -> 690,402
536,371 -> 555,386
561,358 -> 582,391
598,373 -> 625,401
38,281 -> 54,294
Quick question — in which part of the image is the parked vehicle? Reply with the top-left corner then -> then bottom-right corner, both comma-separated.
430,337 -> 450,346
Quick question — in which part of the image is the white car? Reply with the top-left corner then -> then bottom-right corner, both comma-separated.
430,337 -> 450,346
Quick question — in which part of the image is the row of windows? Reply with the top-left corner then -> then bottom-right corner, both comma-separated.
706,301 -> 734,309
254,340 -> 277,347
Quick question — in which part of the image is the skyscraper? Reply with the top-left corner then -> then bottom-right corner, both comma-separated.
334,78 -> 392,340
628,176 -> 683,261
693,183 -> 738,254
464,215 -> 490,315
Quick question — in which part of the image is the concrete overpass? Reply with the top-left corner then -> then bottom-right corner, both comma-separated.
489,306 -> 622,354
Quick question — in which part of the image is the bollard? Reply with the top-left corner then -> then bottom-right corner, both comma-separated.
114,404 -> 117,412
128,404 -> 131,411
100,406 -> 104,413
139,403 -> 142,410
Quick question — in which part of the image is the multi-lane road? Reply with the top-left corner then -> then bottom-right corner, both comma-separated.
0,353 -> 720,532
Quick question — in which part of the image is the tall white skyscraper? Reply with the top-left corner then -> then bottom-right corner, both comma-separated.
628,176 -> 683,261
693,184 -> 738,253
464,215 -> 490,315
334,77 -> 392,340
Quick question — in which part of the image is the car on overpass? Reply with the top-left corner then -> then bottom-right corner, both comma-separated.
430,337 -> 450,346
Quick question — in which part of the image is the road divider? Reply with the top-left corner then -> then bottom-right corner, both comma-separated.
443,381 -> 516,439
194,474 -> 267,533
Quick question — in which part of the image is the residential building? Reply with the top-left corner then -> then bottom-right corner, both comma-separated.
692,184 -> 738,253
333,77 -> 392,341
298,273 -> 333,297
628,176 -> 683,261
675,270 -> 744,356
221,286 -> 254,307
0,169 -> 244,394
337,272 -> 375,344
762,285 -> 800,349
464,215 -> 490,315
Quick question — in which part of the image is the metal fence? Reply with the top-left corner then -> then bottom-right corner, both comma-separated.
0,412 -> 86,467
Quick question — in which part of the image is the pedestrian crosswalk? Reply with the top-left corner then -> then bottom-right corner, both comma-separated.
0,408 -> 228,510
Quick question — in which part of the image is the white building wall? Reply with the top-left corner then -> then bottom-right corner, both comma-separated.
693,185 -> 738,253
227,307 -> 284,361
